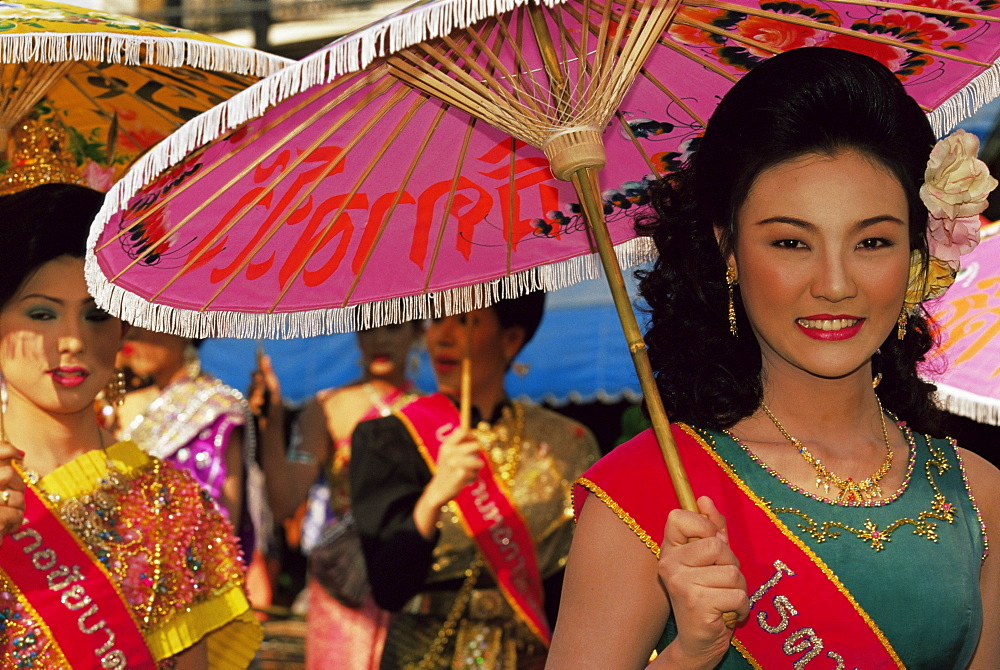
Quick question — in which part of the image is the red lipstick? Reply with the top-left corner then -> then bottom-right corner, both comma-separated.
795,315 -> 864,341
48,366 -> 89,387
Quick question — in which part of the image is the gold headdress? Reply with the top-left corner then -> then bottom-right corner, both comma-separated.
0,116 -> 86,197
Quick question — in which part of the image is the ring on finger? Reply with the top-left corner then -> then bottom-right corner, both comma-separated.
0,490 -> 9,505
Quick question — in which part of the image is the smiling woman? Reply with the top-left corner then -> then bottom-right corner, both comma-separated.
0,184 -> 260,670
546,48 -> 1000,670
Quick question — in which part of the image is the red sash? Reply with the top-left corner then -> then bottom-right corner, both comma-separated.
397,394 -> 551,645
0,475 -> 156,669
575,425 -> 903,668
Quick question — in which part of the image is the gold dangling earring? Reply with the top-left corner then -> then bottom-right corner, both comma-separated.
104,369 -> 127,407
0,374 -> 8,444
896,309 -> 908,341
726,267 -> 739,337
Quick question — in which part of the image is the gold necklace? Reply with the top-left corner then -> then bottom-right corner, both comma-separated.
473,402 -> 525,489
759,398 -> 893,503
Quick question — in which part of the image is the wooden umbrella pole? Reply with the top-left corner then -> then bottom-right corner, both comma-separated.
571,166 -> 698,513
460,313 -> 474,430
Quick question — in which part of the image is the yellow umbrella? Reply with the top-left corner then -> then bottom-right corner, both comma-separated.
0,0 -> 291,193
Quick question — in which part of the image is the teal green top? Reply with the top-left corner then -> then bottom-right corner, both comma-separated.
657,425 -> 986,669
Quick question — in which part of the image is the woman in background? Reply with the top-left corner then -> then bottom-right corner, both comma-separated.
351,294 -> 601,669
255,322 -> 421,670
0,183 -> 259,668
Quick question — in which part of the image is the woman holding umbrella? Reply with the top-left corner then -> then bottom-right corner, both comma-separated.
253,321 -> 422,669
547,48 -> 1000,668
0,184 -> 259,669
350,293 -> 601,669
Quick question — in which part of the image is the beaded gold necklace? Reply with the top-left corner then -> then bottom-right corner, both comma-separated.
473,402 -> 525,489
760,398 -> 893,504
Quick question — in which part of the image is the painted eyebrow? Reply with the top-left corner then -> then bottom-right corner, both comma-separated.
754,215 -> 907,229
17,294 -> 97,306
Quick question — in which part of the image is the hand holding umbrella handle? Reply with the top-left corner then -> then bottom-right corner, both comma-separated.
573,167 -> 739,629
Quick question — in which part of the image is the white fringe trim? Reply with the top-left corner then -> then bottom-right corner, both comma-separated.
93,0 -> 570,218
927,53 -> 1000,137
0,32 -> 289,76
85,236 -> 656,339
934,383 -> 1000,426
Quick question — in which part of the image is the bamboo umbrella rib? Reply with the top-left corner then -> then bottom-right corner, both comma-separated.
463,20 -> 557,126
438,33 -> 544,116
102,68 -> 379,262
616,110 -> 661,174
386,58 -> 516,135
656,37 -> 739,83
412,39 -> 552,125
123,72 -> 395,287
527,4 -> 575,122
574,0 -> 594,103
612,0 -> 682,106
261,85 -> 424,313
694,0 -> 994,66
148,75 -> 401,302
553,13 -> 609,107
590,0 -> 617,87
674,16 -> 782,55
0,61 -> 73,129
388,54 -> 545,141
506,136 -> 516,276
342,103 -> 453,306
494,13 -> 555,113
421,118 -> 478,294
683,0 -> 1000,23
638,66 -> 709,127
552,8 -> 577,97
594,0 -> 637,85
613,0 -> 658,80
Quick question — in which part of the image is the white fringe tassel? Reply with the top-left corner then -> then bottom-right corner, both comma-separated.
85,236 -> 656,339
0,32 -> 289,76
94,0 -> 570,217
927,53 -> 1000,137
933,383 -> 1000,427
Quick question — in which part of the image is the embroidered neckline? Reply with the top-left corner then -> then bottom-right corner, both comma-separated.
721,420 -> 916,508
709,427 -> 959,552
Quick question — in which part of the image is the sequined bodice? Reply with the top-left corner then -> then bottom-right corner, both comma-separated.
693,427 -> 986,669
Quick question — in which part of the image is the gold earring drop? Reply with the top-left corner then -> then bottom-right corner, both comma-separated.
896,309 -> 908,340
104,369 -> 127,407
726,267 -> 738,337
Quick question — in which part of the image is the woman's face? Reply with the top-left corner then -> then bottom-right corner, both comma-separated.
0,256 -> 124,414
730,149 -> 911,382
119,327 -> 188,378
425,308 -> 524,397
356,322 -> 421,377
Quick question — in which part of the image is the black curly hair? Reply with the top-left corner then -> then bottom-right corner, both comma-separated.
636,47 -> 942,433
0,183 -> 104,309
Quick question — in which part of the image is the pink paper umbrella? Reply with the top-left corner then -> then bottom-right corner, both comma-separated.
924,223 -> 1000,426
87,0 -> 1000,513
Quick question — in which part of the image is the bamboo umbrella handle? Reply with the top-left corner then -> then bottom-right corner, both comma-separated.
460,313 -> 473,431
571,167 -> 738,629
571,167 -> 697,512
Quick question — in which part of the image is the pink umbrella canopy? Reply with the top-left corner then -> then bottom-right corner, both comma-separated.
924,222 -> 1000,426
86,0 -> 1000,339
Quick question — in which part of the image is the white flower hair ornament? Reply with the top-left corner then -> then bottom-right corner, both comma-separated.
904,130 -> 998,314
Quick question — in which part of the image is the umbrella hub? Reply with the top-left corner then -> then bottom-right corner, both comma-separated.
542,126 -> 606,181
